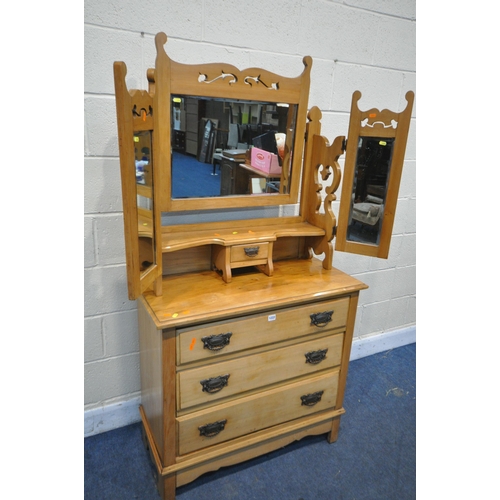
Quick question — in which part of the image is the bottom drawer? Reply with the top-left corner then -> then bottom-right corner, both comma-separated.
177,369 -> 339,455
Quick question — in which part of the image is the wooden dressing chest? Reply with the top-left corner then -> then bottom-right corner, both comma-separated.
113,31 -> 412,499
138,259 -> 366,498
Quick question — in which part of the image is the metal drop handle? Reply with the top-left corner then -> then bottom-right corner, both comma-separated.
244,246 -> 260,257
198,419 -> 227,438
300,390 -> 324,407
310,310 -> 333,327
200,374 -> 230,393
305,348 -> 328,365
201,332 -> 232,351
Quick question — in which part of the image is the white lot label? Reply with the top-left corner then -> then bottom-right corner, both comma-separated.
268,314 -> 277,322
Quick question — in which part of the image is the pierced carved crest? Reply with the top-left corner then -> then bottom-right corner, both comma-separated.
198,71 -> 279,90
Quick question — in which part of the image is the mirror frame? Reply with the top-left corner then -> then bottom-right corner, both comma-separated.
335,90 -> 414,258
152,32 -> 312,212
113,62 -> 163,299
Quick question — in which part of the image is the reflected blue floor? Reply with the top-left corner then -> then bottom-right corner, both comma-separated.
84,343 -> 416,500
171,151 -> 220,199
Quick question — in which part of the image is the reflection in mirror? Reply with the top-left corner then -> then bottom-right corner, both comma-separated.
170,95 -> 297,199
347,137 -> 394,245
134,130 -> 155,274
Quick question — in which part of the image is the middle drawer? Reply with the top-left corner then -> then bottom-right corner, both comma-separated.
177,333 -> 343,411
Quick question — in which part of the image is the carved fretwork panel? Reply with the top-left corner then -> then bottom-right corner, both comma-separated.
198,70 -> 279,90
152,32 -> 310,104
351,91 -> 404,135
129,90 -> 154,131
302,107 -> 344,269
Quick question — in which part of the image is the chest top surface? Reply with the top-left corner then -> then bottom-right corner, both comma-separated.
140,259 -> 367,329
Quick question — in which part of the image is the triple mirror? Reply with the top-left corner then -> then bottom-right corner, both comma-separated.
113,32 -> 414,300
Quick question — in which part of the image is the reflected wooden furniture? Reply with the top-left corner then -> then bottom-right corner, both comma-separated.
219,154 -> 247,196
239,162 -> 281,194
171,130 -> 185,153
113,32 -> 370,500
219,155 -> 282,196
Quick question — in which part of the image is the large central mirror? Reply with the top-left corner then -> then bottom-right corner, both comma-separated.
170,95 -> 297,200
148,32 -> 312,213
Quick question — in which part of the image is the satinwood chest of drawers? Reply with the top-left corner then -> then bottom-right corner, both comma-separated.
137,258 -> 367,499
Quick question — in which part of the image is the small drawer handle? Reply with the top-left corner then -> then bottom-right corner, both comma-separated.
305,348 -> 328,365
198,419 -> 227,438
300,390 -> 324,407
310,310 -> 333,327
200,374 -> 230,393
201,332 -> 232,351
244,246 -> 260,257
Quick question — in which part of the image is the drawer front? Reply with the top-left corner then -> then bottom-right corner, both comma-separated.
177,297 -> 350,365
230,242 -> 269,263
178,333 -> 343,410
177,369 -> 339,455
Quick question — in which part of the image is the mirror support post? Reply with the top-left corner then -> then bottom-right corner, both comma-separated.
301,107 -> 344,268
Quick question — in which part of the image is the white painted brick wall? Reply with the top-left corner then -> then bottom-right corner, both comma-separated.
84,0 -> 416,430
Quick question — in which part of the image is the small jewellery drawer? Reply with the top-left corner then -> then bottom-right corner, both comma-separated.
230,242 -> 269,264
177,333 -> 344,410
177,369 -> 339,455
177,297 -> 350,365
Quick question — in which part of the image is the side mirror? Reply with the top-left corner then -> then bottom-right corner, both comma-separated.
336,90 -> 414,258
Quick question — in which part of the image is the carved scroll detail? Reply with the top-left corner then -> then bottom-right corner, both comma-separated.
132,104 -> 153,118
352,91 -> 408,130
243,75 -> 279,89
305,133 -> 344,268
311,138 -> 342,238
129,89 -> 154,127
361,118 -> 397,129
197,71 -> 278,89
198,71 -> 237,85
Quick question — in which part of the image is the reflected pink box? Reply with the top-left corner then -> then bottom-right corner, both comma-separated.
250,147 -> 281,175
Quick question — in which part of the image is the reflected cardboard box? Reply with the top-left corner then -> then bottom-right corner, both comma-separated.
250,147 -> 281,175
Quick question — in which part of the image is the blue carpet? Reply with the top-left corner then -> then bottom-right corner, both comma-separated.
172,151 -> 220,199
84,343 -> 416,499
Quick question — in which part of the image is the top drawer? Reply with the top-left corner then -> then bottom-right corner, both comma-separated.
177,297 -> 350,365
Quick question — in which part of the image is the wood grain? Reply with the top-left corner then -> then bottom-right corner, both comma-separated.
141,258 -> 367,329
